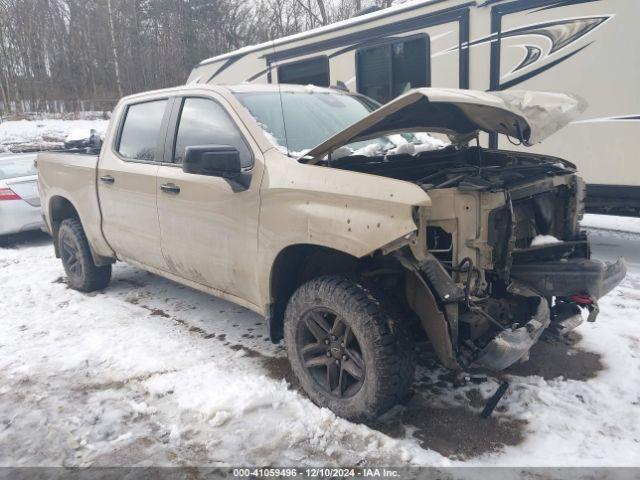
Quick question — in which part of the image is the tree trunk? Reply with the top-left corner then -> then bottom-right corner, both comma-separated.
316,0 -> 328,25
106,0 -> 123,97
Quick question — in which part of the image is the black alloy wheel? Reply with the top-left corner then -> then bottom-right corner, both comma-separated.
59,230 -> 83,280
284,275 -> 416,421
57,218 -> 111,292
297,308 -> 365,398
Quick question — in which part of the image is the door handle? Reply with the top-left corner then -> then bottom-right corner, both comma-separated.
160,183 -> 180,194
99,175 -> 115,184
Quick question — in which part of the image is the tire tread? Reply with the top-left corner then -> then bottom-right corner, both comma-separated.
59,218 -> 111,292
284,275 -> 415,421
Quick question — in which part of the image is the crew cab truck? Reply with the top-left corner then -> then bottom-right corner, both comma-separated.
37,84 -> 626,421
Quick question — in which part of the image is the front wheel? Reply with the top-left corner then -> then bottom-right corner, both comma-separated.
58,218 -> 111,292
284,275 -> 415,422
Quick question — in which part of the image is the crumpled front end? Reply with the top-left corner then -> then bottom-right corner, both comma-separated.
473,282 -> 550,371
404,249 -> 625,372
401,253 -> 554,372
472,254 -> 626,370
402,170 -> 626,373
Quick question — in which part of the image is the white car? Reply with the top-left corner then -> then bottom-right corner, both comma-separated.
0,154 -> 44,245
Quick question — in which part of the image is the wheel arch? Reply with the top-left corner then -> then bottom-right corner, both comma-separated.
48,195 -> 113,266
49,195 -> 79,257
267,243 -> 359,343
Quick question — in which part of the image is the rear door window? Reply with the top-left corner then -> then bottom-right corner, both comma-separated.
357,36 -> 429,104
173,97 -> 253,168
117,99 -> 168,161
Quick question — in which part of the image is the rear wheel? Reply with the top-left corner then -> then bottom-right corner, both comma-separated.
284,275 -> 415,422
58,218 -> 111,292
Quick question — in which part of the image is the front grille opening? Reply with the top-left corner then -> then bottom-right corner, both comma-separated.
426,226 -> 453,263
512,189 -> 571,249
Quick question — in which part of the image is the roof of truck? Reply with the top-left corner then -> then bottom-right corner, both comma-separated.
119,83 -> 352,104
225,84 -> 351,94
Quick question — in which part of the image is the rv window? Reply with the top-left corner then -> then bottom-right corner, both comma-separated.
357,46 -> 391,105
392,38 -> 429,97
278,57 -> 329,87
357,36 -> 429,104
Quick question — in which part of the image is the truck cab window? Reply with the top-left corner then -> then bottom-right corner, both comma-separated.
278,57 -> 330,87
357,36 -> 429,104
117,99 -> 168,161
173,97 -> 252,168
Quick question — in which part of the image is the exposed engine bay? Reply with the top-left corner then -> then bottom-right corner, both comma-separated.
322,145 -> 576,191
319,145 -> 627,371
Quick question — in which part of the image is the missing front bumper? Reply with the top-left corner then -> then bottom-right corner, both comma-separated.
471,257 -> 626,371
406,251 -> 626,373
472,282 -> 550,371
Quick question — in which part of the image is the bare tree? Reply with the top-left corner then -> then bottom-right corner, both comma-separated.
106,0 -> 123,97
0,0 -> 385,114
316,0 -> 328,25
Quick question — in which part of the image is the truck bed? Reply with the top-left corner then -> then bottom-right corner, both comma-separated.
37,151 -> 113,260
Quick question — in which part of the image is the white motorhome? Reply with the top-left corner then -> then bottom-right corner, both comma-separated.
188,0 -> 640,215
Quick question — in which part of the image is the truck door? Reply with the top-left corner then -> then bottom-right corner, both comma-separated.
156,94 -> 263,307
97,98 -> 171,271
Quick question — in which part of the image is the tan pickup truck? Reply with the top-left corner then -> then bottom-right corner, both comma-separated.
37,84 -> 626,421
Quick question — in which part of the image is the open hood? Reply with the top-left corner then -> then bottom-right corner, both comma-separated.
305,88 -> 586,163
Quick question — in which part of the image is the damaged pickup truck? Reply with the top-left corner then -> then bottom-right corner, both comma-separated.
37,84 -> 626,421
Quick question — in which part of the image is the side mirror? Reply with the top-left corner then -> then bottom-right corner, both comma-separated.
182,145 -> 251,190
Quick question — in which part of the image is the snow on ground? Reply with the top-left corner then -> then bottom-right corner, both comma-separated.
0,118 -> 109,153
1,228 -> 639,467
582,213 -> 640,235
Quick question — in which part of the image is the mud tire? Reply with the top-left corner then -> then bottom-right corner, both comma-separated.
58,218 -> 111,292
284,275 -> 415,422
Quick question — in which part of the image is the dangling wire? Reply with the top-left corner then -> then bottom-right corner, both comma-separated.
455,257 -> 506,332
505,134 -> 522,146
505,122 -> 526,146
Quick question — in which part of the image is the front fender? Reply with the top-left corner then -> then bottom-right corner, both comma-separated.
256,152 -> 431,306
260,153 -> 430,253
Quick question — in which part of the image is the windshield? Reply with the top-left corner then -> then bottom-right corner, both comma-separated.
235,90 -> 448,157
0,157 -> 37,180
235,91 -> 375,155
